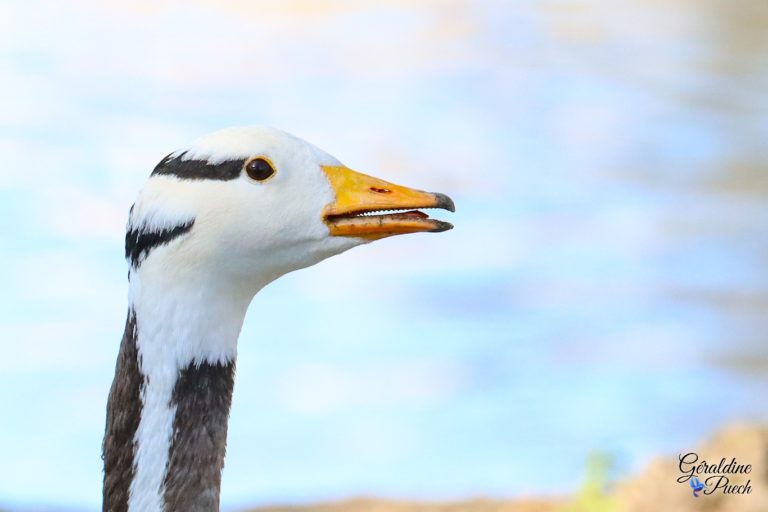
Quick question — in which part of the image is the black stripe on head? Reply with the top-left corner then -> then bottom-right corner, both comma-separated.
163,361 -> 235,511
102,311 -> 142,512
152,152 -> 246,181
125,219 -> 195,268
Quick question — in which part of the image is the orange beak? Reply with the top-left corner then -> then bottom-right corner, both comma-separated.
322,165 -> 455,240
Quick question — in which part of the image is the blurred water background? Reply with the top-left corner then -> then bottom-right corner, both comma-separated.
0,0 -> 767,510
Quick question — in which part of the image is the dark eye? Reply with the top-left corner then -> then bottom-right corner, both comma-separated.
245,158 -> 276,182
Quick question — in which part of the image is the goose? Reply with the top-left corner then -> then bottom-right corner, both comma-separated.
101,126 -> 455,512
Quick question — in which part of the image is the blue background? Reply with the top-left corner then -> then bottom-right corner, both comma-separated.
1,1 -> 767,510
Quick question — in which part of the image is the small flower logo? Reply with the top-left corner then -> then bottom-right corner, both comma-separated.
690,476 -> 705,497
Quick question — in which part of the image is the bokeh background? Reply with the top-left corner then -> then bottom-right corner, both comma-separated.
1,0 -> 767,510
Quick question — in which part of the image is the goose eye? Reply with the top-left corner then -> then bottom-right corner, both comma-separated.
245,158 -> 276,182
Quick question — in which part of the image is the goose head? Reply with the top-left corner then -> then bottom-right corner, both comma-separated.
127,126 -> 454,295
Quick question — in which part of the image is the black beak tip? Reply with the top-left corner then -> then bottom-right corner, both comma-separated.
435,193 -> 456,213
430,220 -> 454,232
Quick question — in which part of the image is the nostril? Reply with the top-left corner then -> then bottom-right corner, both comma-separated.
370,187 -> 391,194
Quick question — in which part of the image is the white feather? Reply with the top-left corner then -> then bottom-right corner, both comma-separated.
170,126 -> 334,165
